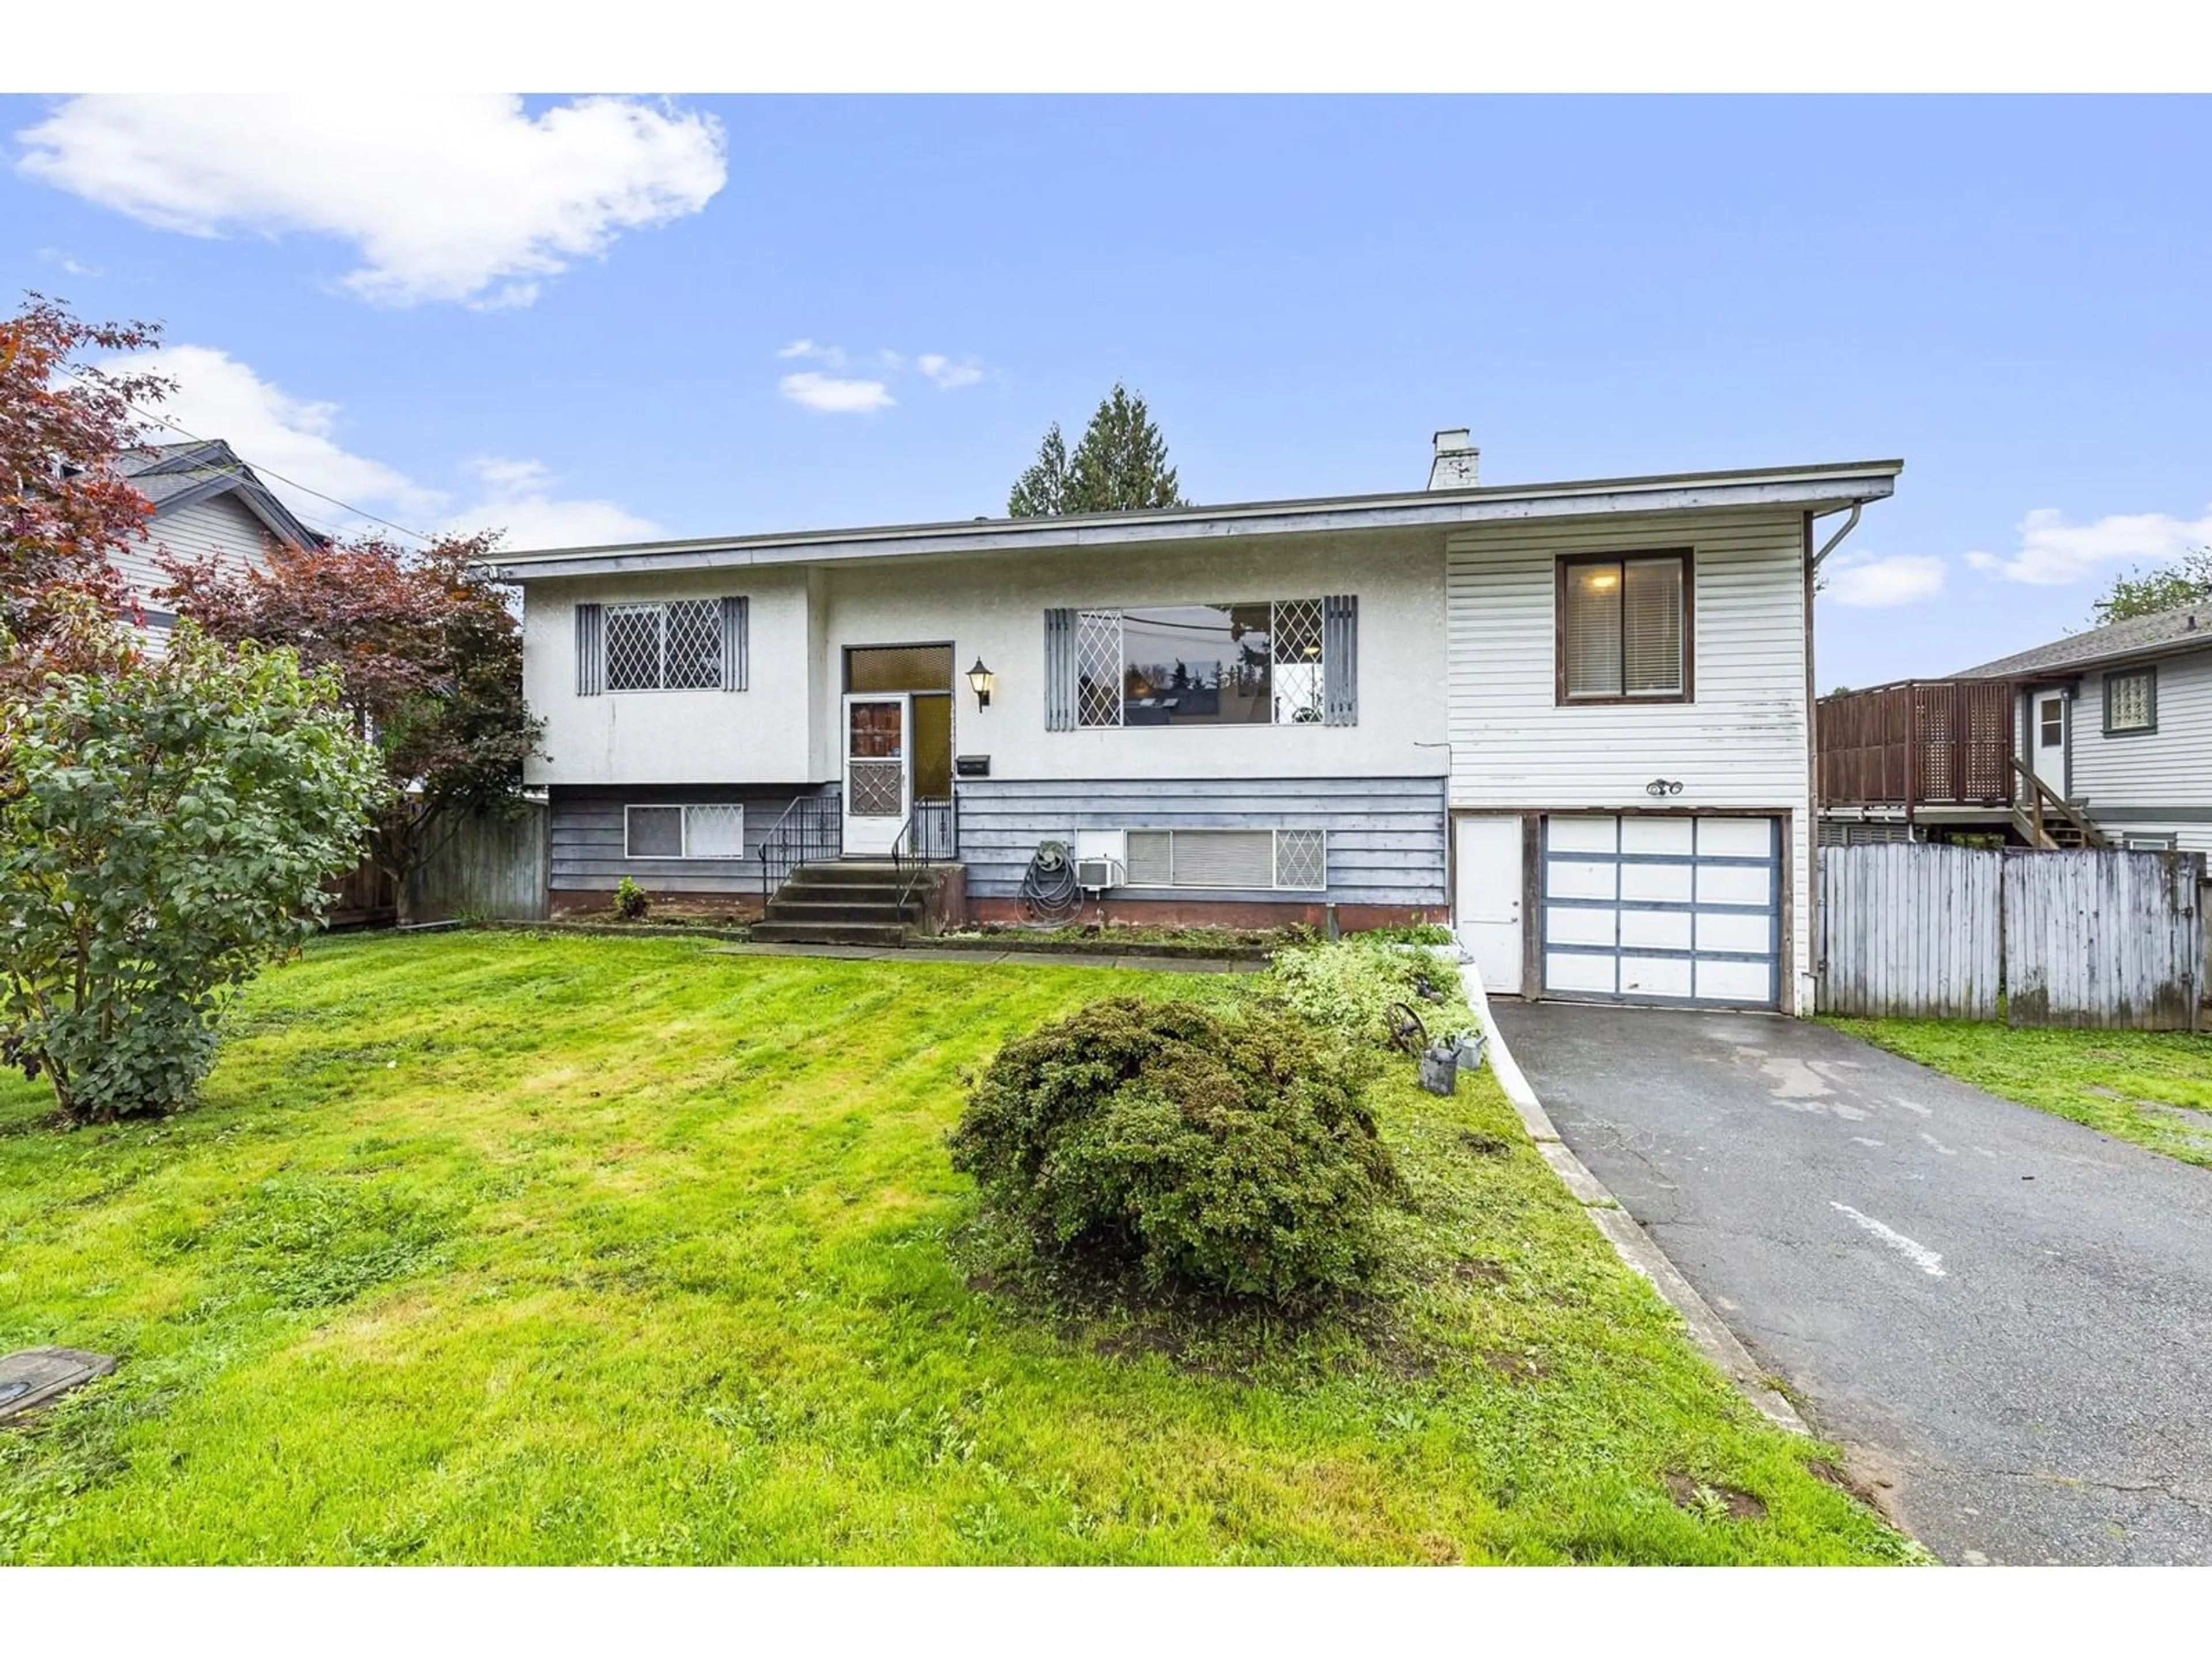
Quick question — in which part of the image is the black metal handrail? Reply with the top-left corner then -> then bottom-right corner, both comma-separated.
759,791 -> 841,906
891,796 -> 957,917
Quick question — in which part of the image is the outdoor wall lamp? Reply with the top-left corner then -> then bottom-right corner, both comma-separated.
967,657 -> 995,709
1645,778 -> 1685,798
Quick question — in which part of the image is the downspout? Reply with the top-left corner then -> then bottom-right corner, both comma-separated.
1805,501 -> 1868,1016
1810,502 -> 1863,573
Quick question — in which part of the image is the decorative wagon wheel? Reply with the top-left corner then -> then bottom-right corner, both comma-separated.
1385,1001 -> 1429,1056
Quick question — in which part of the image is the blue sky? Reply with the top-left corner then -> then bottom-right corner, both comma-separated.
5,94 -> 2207,689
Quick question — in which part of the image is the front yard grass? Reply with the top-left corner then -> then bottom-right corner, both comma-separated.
1,933 -> 1913,1564
1823,1018 -> 2212,1169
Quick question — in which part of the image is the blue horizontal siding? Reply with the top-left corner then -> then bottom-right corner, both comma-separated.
955,775 -> 1447,905
549,783 -> 830,893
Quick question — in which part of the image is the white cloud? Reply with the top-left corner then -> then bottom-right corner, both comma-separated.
109,346 -> 656,551
917,353 -> 984,390
453,456 -> 661,552
114,344 -> 446,526
778,370 -> 895,414
1821,551 -> 1948,608
37,247 -> 102,277
17,94 -> 726,308
772,340 -> 984,411
1964,505 -> 2212,586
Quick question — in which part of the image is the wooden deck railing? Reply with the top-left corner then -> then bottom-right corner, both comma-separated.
1817,679 -> 2018,812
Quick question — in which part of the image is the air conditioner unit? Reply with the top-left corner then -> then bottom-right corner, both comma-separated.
1075,857 -> 1123,893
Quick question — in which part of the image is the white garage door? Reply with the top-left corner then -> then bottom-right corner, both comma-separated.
1541,815 -> 1781,1009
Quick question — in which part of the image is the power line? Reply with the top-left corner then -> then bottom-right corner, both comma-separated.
58,368 -> 437,546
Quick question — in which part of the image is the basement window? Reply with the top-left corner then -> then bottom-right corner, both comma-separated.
624,804 -> 746,859
1122,828 -> 1325,891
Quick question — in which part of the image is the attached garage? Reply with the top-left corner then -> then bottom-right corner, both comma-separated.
1539,815 -> 1782,1009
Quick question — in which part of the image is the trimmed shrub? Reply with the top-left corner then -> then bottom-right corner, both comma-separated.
949,997 -> 1397,1303
612,876 -> 649,920
1255,937 -> 1472,1050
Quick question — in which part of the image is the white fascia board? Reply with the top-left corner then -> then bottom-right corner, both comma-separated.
484,465 -> 1900,583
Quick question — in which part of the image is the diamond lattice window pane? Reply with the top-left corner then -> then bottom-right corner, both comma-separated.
686,803 -> 745,858
664,600 -> 722,690
605,605 -> 662,691
849,760 -> 904,817
1076,610 -> 1124,726
1271,599 -> 1327,724
626,805 -> 683,858
1274,829 -> 1325,891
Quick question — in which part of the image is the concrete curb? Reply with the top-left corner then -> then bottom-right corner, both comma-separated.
1458,956 -> 1809,1435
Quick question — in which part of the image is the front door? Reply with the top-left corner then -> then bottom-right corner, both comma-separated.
2031,691 -> 2069,798
1455,815 -> 1524,995
843,693 -> 911,857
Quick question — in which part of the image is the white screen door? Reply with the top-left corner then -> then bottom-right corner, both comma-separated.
843,694 -> 911,857
2032,692 -> 2068,797
1455,815 -> 1524,995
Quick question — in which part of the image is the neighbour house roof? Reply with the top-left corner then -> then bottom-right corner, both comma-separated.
482,457 -> 1903,582
1954,601 -> 2212,681
114,439 -> 321,552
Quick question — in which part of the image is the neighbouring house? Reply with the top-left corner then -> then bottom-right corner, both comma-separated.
1816,600 -> 2212,854
110,438 -> 319,641
490,434 -> 1900,1015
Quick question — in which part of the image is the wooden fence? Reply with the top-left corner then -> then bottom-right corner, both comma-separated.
404,802 -> 549,923
1819,842 -> 2205,1028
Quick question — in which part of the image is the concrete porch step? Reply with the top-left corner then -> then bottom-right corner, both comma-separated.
763,898 -> 924,926
749,919 -> 912,948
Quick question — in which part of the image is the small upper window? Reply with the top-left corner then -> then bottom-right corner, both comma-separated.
1559,553 -> 1690,702
606,600 -> 722,692
2104,668 -> 2156,736
2039,696 -> 2065,748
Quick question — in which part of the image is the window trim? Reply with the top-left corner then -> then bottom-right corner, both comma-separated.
603,599 -> 725,694
623,802 -> 747,861
1554,549 -> 1696,706
1120,827 -> 1327,892
2102,666 -> 2158,737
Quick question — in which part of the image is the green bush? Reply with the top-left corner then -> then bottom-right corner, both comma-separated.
612,876 -> 649,920
1254,937 -> 1471,1049
0,622 -> 386,1122
949,997 -> 1399,1304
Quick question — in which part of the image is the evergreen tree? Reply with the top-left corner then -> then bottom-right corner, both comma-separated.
1007,384 -> 1188,516
1007,422 -> 1075,517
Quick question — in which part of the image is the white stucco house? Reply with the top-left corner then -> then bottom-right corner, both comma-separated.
111,438 -> 317,637
489,434 -> 1900,1016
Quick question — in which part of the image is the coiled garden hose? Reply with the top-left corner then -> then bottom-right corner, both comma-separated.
1021,839 -> 1084,922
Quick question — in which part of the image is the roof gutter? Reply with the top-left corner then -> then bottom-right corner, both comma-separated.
1808,502 -> 1863,571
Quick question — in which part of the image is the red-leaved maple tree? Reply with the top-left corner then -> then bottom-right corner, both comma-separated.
1,294 -> 172,679
162,532 -> 543,919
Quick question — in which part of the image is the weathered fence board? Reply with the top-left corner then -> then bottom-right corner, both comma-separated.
1820,842 -> 2002,1018
1818,842 -> 2203,1028
406,804 -> 548,923
2002,850 -> 2203,1029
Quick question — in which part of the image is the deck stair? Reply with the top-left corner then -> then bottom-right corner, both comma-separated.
2009,759 -> 2111,851
751,861 -> 944,947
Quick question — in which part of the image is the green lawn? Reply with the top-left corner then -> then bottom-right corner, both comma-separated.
1,933 -> 1915,1564
1823,1017 -> 2212,1169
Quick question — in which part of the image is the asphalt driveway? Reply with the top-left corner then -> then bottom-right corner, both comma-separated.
1490,1000 -> 2212,1565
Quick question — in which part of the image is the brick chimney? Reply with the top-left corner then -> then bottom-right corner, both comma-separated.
1427,429 -> 1479,490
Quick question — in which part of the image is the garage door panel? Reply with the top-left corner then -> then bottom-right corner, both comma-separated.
1695,959 -> 1774,1004
1696,910 -> 1772,955
1545,951 -> 1618,995
1697,818 -> 1773,857
1547,816 -> 1619,854
1619,956 -> 1696,999
1698,863 -> 1773,906
1620,861 -> 1694,903
1547,859 -> 1617,901
1619,908 -> 1693,950
1621,817 -> 1695,855
1541,813 -> 1781,1010
1546,906 -> 1617,948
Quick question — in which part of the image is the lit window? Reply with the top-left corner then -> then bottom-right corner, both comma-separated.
1560,554 -> 1689,700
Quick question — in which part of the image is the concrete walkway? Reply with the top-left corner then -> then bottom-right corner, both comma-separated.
702,941 -> 1262,974
1492,999 -> 2212,1566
